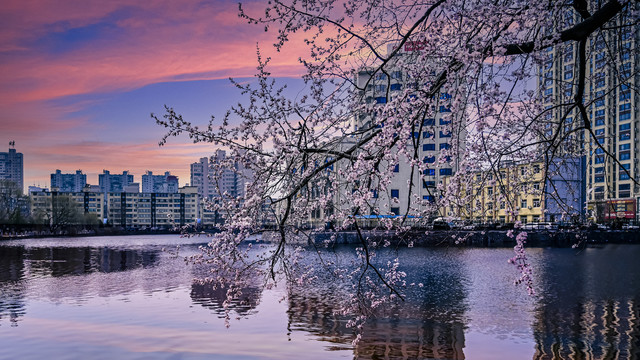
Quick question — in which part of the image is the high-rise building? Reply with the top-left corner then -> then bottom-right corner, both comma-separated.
190,150 -> 249,200
141,171 -> 179,193
0,143 -> 23,192
98,170 -> 134,193
539,3 -> 638,222
349,44 -> 465,217
50,170 -> 86,192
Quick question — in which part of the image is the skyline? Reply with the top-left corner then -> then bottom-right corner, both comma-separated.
0,0 -> 308,190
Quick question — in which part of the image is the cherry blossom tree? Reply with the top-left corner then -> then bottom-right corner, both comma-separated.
155,0 -> 638,342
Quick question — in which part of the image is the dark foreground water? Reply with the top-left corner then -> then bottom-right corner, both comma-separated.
1,235 -> 639,360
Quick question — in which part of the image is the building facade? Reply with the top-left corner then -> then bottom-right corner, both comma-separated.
347,45 -> 465,220
0,144 -> 23,192
99,170 -> 134,193
190,150 -> 249,200
30,190 -> 105,223
539,2 -> 639,222
106,186 -> 199,228
141,171 -> 178,193
50,170 -> 87,192
442,158 -> 584,224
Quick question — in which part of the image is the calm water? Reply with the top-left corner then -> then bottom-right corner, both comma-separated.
1,235 -> 639,360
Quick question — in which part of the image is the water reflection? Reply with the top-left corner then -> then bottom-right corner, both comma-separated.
532,246 -> 640,359
285,247 -> 469,359
2,237 -> 640,359
190,281 -> 263,316
0,247 -> 27,326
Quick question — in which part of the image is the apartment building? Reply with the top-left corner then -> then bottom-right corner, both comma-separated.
106,186 -> 199,228
141,171 -> 178,193
50,170 -> 87,192
442,158 -> 583,224
347,44 -> 465,220
30,190 -> 104,223
0,144 -> 23,192
539,2 -> 639,222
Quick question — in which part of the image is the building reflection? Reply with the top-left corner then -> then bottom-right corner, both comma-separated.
0,244 -> 163,325
0,246 -> 27,326
532,247 -> 640,359
25,246 -> 159,276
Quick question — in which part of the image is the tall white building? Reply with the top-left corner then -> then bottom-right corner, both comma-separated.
190,150 -> 251,201
539,3 -> 639,222
349,44 -> 465,217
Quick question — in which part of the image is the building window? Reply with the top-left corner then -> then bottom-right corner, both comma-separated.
521,199 -> 528,209
424,156 -> 436,164
594,155 -> 605,164
440,168 -> 452,176
391,207 -> 400,215
619,163 -> 631,179
423,181 -> 436,188
391,189 -> 399,198
423,169 -> 435,176
619,184 -> 631,198
594,175 -> 604,183
439,143 -> 450,150
393,164 -> 399,172
371,190 -> 378,198
500,201 -> 505,209
423,195 -> 435,202
533,199 -> 541,208
520,216 -> 528,224
487,187 -> 493,195
423,118 -> 435,126
423,144 -> 435,151
375,97 -> 387,104
439,131 -> 451,138
390,83 -> 402,91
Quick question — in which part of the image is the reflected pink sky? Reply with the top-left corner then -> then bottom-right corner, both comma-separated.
0,0 -> 307,189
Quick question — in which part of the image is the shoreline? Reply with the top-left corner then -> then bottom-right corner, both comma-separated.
3,227 -> 638,247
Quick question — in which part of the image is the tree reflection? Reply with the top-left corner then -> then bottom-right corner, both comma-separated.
286,247 -> 468,359
190,281 -> 262,316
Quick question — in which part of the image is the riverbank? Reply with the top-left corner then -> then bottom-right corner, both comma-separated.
265,229 -> 640,247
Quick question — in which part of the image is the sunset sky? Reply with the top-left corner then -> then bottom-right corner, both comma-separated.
0,0 -> 308,190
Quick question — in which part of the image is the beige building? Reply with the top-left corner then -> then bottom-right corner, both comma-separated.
442,161 -> 547,224
106,186 -> 200,228
30,190 -> 104,224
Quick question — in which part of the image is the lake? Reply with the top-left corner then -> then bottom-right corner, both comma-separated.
1,235 -> 639,359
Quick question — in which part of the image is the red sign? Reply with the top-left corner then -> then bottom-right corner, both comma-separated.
404,41 -> 426,52
604,199 -> 636,219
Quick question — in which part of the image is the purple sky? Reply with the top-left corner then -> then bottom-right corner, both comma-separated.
0,0 -> 309,190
